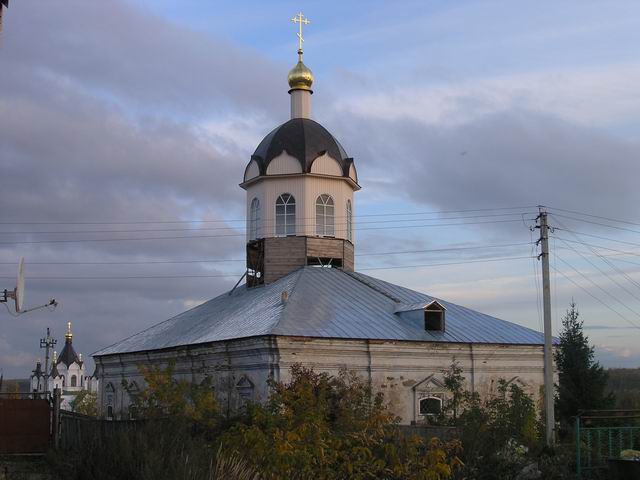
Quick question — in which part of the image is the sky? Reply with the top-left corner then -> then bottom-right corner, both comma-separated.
1,0 -> 640,378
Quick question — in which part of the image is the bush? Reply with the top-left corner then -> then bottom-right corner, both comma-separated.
435,361 -> 580,479
55,363 -> 463,480
221,365 -> 463,479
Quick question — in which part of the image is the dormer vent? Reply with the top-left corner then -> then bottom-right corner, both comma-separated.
424,301 -> 446,332
281,290 -> 289,304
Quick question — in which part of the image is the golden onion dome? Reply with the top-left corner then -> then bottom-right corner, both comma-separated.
288,52 -> 314,92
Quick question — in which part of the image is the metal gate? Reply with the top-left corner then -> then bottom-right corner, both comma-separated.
0,394 -> 51,454
575,410 -> 640,478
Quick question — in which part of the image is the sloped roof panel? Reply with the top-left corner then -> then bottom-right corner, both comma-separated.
94,267 -> 547,357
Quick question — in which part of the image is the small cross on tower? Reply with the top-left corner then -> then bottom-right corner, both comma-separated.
291,12 -> 310,53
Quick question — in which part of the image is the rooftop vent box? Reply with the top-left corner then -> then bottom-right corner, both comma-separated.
394,300 -> 446,333
424,301 -> 445,332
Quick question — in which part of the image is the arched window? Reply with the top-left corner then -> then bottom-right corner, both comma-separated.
249,198 -> 261,240
315,194 -> 335,237
71,375 -> 77,387
62,376 -> 65,387
419,396 -> 442,416
276,194 -> 296,236
346,200 -> 353,242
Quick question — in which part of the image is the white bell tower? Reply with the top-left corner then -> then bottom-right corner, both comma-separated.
240,13 -> 360,286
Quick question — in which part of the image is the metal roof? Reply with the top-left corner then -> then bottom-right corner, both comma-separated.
252,118 -> 350,174
94,267 -> 548,357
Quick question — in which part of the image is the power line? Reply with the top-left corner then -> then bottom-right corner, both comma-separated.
550,213 -> 640,236
551,264 -> 640,330
0,219 -> 533,245
0,206 -> 539,225
554,228 -> 640,249
554,237 -> 640,258
554,237 -> 640,305
550,215 -> 640,293
0,255 -> 535,279
0,242 -> 533,265
554,254 -> 640,321
0,212 -> 536,235
355,255 -> 534,272
547,207 -> 640,228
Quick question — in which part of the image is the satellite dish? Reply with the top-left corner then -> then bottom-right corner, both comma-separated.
15,257 -> 24,313
2,257 -> 55,315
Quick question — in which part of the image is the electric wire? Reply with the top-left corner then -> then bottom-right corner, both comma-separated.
0,254 -> 536,279
554,254 -> 640,321
550,215 -> 640,293
0,218 -> 534,245
553,238 -> 640,259
0,206 -> 540,225
0,242 -> 534,265
555,228 -> 640,249
554,236 -> 640,305
550,213 -> 640,236
547,207 -> 640,228
550,265 -> 640,330
0,212 -> 537,235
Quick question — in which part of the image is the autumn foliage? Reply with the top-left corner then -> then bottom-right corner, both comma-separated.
220,365 -> 462,479
125,363 -> 462,480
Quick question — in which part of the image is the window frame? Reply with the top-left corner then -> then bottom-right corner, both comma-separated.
419,396 -> 443,416
249,197 -> 261,240
275,193 -> 296,237
346,199 -> 353,242
315,194 -> 335,237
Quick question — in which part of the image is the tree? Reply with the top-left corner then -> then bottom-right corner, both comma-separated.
71,390 -> 98,417
126,361 -> 219,433
554,300 -> 615,423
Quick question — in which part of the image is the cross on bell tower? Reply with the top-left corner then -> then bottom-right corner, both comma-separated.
291,12 -> 310,55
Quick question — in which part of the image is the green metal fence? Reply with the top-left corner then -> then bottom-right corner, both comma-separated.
575,410 -> 640,478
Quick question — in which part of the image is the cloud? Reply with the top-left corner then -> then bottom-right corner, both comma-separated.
1,0 -> 284,117
0,0 -> 270,377
334,64 -> 640,128
332,108 -> 640,225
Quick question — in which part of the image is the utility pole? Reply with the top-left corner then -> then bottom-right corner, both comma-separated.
40,327 -> 57,392
536,207 -> 555,447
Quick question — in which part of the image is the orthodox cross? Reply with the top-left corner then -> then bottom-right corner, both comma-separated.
291,12 -> 310,52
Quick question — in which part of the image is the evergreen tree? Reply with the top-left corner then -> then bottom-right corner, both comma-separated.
555,300 -> 614,423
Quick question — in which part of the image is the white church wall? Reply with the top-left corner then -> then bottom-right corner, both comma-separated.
245,176 -> 354,240
244,159 -> 260,181
275,337 -> 546,425
266,151 -> 302,175
94,337 -> 279,420
310,154 -> 342,176
301,176 -> 354,241
95,336 -> 546,424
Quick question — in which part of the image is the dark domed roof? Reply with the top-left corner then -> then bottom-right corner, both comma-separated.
58,338 -> 82,367
251,118 -> 353,176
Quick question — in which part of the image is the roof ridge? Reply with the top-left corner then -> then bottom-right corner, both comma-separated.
342,270 -> 403,303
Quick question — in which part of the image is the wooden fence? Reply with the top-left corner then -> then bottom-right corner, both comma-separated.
58,410 -> 139,451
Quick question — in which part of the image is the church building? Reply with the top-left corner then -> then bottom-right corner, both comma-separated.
93,18 -> 548,423
30,322 -> 97,410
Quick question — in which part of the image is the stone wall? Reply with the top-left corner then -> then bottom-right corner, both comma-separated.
95,335 -> 546,424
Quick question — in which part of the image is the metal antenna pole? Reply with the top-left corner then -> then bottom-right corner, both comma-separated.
40,328 -> 57,392
537,207 -> 555,446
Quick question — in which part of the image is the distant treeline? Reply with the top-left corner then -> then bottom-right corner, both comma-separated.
607,368 -> 640,409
